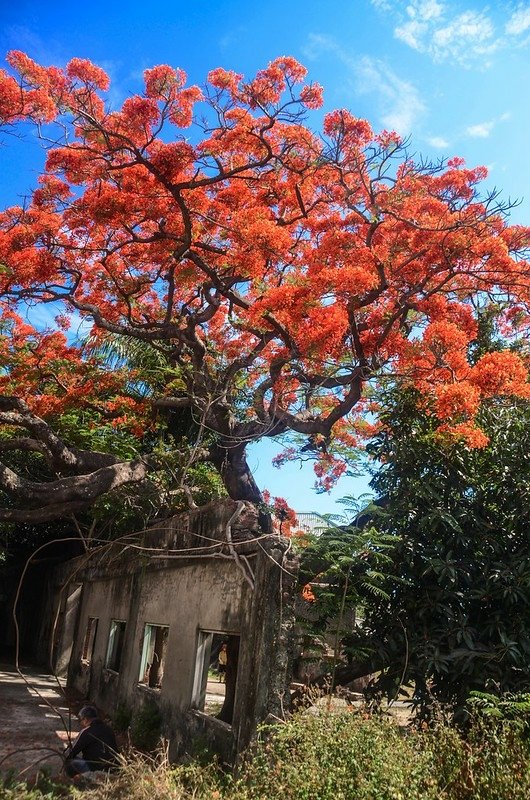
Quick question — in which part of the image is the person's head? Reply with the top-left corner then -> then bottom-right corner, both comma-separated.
78,705 -> 98,728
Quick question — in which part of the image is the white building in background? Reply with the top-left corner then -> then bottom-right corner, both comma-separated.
295,512 -> 330,537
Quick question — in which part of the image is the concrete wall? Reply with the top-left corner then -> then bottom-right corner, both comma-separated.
69,560 -> 247,713
47,499 -> 298,762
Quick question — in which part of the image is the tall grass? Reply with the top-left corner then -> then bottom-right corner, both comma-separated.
2,711 -> 529,800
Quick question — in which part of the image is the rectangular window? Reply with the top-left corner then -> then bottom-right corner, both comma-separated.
81,617 -> 98,664
138,624 -> 169,689
105,620 -> 127,672
191,631 -> 240,723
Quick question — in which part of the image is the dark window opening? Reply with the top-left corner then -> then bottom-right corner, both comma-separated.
105,619 -> 126,672
192,631 -> 240,724
81,617 -> 98,664
139,624 -> 169,689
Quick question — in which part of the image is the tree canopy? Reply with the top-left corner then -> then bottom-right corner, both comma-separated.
1,52 -> 530,523
349,391 -> 530,711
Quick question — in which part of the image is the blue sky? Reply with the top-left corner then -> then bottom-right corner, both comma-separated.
1,0 -> 530,514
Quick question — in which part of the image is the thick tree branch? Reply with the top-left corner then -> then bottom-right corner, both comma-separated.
0,500 -> 97,523
0,397 -> 120,474
0,458 -> 150,506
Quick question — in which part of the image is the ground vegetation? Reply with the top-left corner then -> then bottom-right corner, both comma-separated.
2,709 -> 530,799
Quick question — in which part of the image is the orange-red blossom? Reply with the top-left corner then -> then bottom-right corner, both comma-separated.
0,52 -> 530,495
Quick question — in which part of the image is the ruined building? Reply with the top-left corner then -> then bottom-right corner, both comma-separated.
41,499 -> 299,762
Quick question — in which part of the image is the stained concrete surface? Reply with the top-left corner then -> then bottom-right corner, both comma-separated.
0,666 -> 226,781
0,663 -> 79,780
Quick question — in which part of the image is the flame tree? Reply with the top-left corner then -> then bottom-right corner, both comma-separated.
0,52 -> 529,524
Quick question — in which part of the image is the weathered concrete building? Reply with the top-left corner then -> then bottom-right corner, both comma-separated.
44,499 -> 298,762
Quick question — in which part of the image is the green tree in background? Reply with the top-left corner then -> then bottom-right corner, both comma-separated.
297,514 -> 396,685
354,390 -> 530,713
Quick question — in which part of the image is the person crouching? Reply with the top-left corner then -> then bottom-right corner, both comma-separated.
64,705 -> 118,779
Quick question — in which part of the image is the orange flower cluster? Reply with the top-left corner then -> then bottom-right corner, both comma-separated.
313,454 -> 348,492
0,308 -> 149,433
1,52 -> 530,491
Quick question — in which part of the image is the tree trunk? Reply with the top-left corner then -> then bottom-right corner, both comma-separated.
209,442 -> 272,533
291,654 -> 387,706
209,441 -> 263,502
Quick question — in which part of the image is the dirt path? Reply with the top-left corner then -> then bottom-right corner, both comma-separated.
0,663 -> 80,780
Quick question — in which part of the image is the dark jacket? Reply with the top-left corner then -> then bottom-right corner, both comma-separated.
66,719 -> 119,771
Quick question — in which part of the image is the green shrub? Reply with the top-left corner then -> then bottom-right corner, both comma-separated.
2,711 -> 530,800
230,713 -> 440,800
468,691 -> 530,732
113,703 -> 133,733
228,711 -> 530,800
129,701 -> 162,751
0,773 -> 68,800
459,718 -> 530,799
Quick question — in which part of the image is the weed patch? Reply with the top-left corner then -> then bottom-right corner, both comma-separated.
2,711 -> 529,799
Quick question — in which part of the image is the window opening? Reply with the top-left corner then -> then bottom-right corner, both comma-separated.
192,631 -> 240,724
105,619 -> 126,672
139,624 -> 169,689
81,617 -> 98,664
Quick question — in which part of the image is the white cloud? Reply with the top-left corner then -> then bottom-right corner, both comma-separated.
393,2 -> 497,64
426,135 -> 449,147
505,5 -> 530,36
374,1 -> 530,65
302,33 -> 337,61
3,25 -> 65,65
465,121 -> 495,138
356,57 -> 426,134
432,11 -> 495,54
395,18 -> 425,50
303,35 -> 425,135
464,112 -> 510,139
369,0 -> 393,10
394,0 -> 444,48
